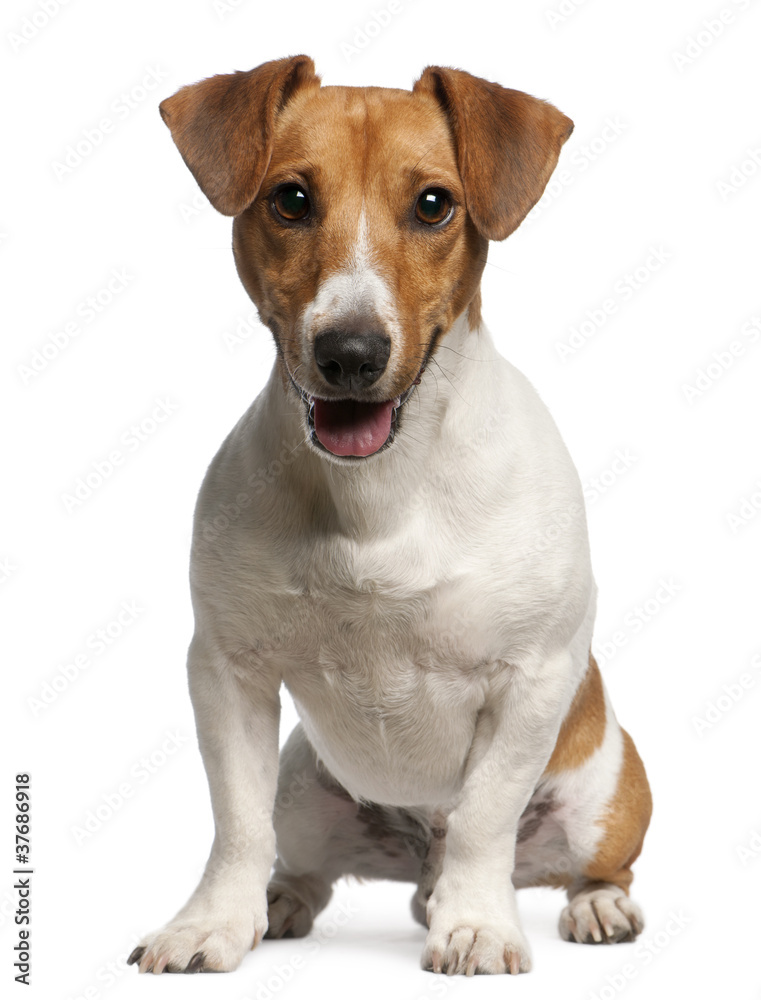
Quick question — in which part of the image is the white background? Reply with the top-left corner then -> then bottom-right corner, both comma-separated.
4,0 -> 760,997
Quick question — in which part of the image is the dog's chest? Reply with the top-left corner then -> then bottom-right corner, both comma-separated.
276,524 -> 502,668
257,530 -> 506,805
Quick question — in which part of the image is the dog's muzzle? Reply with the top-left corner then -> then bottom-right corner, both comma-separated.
304,330 -> 400,458
288,330 -> 423,459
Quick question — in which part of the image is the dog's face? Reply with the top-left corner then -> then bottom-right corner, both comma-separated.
233,85 -> 485,460
160,57 -> 573,461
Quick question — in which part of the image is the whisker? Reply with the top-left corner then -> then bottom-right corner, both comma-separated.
430,357 -> 470,406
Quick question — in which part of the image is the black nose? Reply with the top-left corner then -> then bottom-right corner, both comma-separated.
314,329 -> 391,390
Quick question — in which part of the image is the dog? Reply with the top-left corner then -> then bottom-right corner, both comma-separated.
128,55 -> 651,977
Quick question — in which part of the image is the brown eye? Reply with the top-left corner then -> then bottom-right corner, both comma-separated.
273,184 -> 310,221
415,188 -> 453,226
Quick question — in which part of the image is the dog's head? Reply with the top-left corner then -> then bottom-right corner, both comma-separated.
160,56 -> 572,461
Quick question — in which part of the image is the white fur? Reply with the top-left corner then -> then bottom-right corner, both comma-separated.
135,309 -> 628,975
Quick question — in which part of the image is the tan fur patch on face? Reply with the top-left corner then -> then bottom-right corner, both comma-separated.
582,728 -> 653,893
232,84 -> 487,399
544,654 -> 606,775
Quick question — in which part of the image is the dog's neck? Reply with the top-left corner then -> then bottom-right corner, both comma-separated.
261,310 -> 502,539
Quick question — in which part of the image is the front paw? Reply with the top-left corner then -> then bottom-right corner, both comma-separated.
421,921 -> 532,976
127,914 -> 265,974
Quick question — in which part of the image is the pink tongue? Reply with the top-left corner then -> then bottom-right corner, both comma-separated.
313,398 -> 395,457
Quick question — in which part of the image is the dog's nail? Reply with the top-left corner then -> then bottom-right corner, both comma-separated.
431,949 -> 443,974
509,951 -> 520,975
127,946 -> 145,966
138,951 -> 155,974
186,951 -> 205,973
152,955 -> 169,974
466,955 -> 478,976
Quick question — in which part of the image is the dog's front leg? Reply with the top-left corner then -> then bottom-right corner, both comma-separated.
422,650 -> 572,976
130,633 -> 280,974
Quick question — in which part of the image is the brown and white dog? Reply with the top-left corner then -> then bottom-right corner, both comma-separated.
128,55 -> 652,977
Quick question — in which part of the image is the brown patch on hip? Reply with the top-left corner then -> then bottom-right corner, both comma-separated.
582,728 -> 652,893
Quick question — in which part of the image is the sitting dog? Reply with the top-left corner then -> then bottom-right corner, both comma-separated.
129,55 -> 651,977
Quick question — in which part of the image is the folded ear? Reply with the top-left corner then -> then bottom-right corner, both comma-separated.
413,66 -> 573,241
159,55 -> 320,216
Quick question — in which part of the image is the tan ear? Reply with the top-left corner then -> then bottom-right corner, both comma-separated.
159,55 -> 320,216
413,66 -> 573,240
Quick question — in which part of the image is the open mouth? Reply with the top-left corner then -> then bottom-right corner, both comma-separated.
290,375 -> 422,459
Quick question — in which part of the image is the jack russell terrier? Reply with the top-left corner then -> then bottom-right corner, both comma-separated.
129,55 -> 651,977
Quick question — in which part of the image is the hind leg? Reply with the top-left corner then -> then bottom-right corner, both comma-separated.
515,656 -> 652,945
557,728 -> 651,944
409,811 -> 447,928
266,724 -> 428,939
